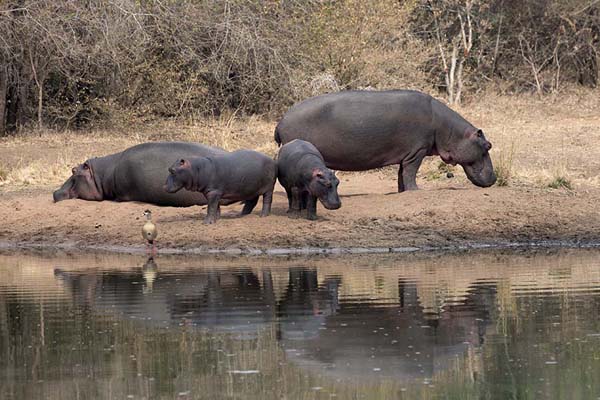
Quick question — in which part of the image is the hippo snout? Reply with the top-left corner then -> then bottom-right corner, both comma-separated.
320,197 -> 342,210
53,188 -> 69,202
324,202 -> 342,210
468,169 -> 497,188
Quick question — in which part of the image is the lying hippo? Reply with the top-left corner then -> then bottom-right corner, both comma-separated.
277,139 -> 341,220
53,142 -> 226,206
275,90 -> 496,192
164,150 -> 277,224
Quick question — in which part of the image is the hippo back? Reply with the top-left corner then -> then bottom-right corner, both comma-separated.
114,142 -> 226,206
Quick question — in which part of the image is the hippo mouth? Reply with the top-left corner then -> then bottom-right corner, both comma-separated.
164,175 -> 183,193
462,153 -> 497,188
319,196 -> 342,210
53,178 -> 75,202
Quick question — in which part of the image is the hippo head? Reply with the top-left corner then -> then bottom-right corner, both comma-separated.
164,159 -> 192,193
53,161 -> 103,202
449,129 -> 497,188
308,168 -> 342,210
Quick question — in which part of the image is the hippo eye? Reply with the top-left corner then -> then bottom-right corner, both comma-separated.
477,130 -> 483,138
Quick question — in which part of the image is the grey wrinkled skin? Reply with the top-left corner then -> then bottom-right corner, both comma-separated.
275,90 -> 496,192
277,139 -> 341,220
164,150 -> 277,225
53,142 -> 227,206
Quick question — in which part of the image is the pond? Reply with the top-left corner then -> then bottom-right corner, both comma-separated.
0,249 -> 599,400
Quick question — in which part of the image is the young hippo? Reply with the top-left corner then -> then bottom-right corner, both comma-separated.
277,139 -> 341,220
164,150 -> 277,224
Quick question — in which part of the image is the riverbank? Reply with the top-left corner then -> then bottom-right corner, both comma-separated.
1,178 -> 600,255
1,91 -> 599,254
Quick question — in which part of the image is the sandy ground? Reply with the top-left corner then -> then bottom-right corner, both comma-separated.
1,91 -> 600,254
1,174 -> 599,254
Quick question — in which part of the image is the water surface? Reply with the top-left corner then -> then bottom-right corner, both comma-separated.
1,249 -> 600,399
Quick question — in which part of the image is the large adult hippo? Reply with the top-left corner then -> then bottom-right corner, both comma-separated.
53,142 -> 226,206
275,90 -> 496,192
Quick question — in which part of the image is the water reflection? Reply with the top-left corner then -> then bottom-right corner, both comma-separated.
1,250 -> 600,399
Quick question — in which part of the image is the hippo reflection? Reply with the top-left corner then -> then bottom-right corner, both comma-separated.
55,260 -> 495,381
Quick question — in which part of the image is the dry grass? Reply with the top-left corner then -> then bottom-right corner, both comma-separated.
493,137 -> 517,187
0,90 -> 599,191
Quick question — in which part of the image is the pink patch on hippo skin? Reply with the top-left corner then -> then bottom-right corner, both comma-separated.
312,168 -> 324,178
440,151 -> 457,166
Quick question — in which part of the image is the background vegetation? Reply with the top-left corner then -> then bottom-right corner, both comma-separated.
0,0 -> 598,135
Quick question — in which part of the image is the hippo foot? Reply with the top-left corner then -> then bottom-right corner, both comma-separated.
203,216 -> 217,225
306,214 -> 318,221
260,211 -> 270,218
287,209 -> 301,219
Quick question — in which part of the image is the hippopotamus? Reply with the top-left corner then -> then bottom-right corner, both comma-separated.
277,139 -> 341,220
274,90 -> 496,192
53,142 -> 226,206
164,150 -> 277,224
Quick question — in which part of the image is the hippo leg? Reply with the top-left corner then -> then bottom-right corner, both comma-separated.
241,197 -> 259,216
260,190 -> 273,217
204,192 -> 222,224
397,165 -> 405,192
300,191 -> 309,210
306,196 -> 318,221
398,149 -> 427,192
285,187 -> 293,210
288,187 -> 301,218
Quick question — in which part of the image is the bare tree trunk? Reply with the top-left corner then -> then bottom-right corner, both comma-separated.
491,13 -> 503,77
17,67 -> 28,129
0,65 -> 7,136
29,50 -> 43,129
456,58 -> 465,104
448,42 -> 458,103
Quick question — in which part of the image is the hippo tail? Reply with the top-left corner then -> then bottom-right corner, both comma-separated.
274,124 -> 282,147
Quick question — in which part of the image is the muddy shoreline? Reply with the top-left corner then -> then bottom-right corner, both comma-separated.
2,179 -> 600,258
2,238 -> 600,257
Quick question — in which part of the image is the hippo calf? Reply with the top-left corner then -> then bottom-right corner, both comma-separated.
275,90 -> 496,192
164,150 -> 277,224
53,142 -> 227,206
277,139 -> 341,220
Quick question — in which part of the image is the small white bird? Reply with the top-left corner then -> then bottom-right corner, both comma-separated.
142,210 -> 158,254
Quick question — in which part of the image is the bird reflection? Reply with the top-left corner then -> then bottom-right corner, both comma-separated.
142,257 -> 158,294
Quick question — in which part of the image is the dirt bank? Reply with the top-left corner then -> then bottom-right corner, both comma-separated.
1,174 -> 599,254
1,92 -> 599,254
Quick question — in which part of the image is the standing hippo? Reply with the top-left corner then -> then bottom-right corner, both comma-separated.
164,150 -> 277,224
53,142 -> 226,206
275,90 -> 496,192
277,139 -> 341,220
